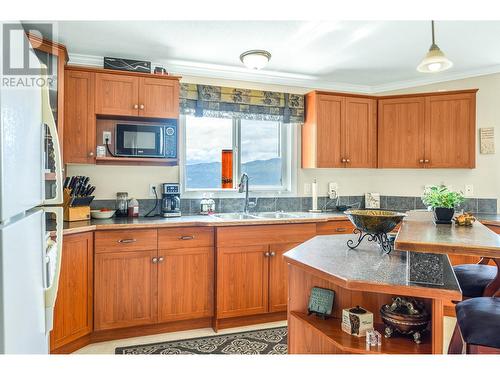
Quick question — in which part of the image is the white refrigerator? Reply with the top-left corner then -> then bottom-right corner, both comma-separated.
0,24 -> 63,354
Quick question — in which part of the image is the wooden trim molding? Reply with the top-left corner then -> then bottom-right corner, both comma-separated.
66,64 -> 181,81
27,32 -> 69,62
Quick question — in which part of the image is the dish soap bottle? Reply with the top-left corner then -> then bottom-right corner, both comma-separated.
128,197 -> 139,217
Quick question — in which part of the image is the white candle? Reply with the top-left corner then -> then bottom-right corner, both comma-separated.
312,179 -> 318,211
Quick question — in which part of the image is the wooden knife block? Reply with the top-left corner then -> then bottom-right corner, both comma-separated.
64,205 -> 91,222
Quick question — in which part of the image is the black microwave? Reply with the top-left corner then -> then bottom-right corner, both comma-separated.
115,120 -> 177,158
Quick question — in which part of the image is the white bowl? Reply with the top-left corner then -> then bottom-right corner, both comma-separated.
91,210 -> 115,219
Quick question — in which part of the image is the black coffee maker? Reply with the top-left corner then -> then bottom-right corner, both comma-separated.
161,183 -> 181,217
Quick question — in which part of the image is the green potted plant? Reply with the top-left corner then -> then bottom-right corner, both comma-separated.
421,185 -> 465,223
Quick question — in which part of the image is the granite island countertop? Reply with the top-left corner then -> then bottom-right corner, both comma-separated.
283,233 -> 462,300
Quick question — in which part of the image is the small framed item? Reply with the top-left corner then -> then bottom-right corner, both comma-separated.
154,66 -> 168,75
104,57 -> 151,73
307,287 -> 335,319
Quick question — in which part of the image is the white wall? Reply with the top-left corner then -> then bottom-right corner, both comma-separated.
68,72 -> 500,209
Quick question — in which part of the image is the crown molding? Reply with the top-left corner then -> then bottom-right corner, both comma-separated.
68,53 -> 500,94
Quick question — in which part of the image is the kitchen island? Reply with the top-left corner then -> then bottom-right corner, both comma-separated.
284,234 -> 461,354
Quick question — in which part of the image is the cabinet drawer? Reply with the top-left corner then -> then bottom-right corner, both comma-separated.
216,224 -> 316,247
158,227 -> 214,249
95,229 -> 157,253
316,220 -> 355,235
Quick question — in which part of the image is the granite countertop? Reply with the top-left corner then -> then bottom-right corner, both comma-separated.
60,211 -> 348,235
395,211 -> 500,258
283,233 -> 461,300
474,213 -> 500,226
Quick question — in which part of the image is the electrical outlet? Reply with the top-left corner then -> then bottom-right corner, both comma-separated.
149,184 -> 158,198
328,182 -> 338,199
103,131 -> 112,145
464,184 -> 474,197
304,183 -> 311,195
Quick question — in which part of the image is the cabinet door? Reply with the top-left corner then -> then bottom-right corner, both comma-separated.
63,70 -> 96,164
425,93 -> 476,168
157,247 -> 214,322
217,245 -> 269,319
378,97 -> 425,168
316,95 -> 344,168
344,97 -> 377,168
139,77 -> 179,118
94,250 -> 157,330
269,242 -> 301,312
50,232 -> 93,351
95,73 -> 139,116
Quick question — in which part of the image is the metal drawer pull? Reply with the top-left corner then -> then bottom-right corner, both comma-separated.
336,228 -> 347,232
118,238 -> 137,244
179,235 -> 195,240
152,257 -> 158,264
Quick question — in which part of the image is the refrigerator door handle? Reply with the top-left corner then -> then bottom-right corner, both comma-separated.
42,206 -> 63,334
41,64 -> 63,206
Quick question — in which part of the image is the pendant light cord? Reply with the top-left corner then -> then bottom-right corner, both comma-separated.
431,20 -> 435,45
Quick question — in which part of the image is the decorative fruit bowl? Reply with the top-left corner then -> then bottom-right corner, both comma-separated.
91,209 -> 116,219
344,210 -> 407,254
344,209 -> 407,234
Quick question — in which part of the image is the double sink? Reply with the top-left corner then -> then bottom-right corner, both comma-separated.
212,212 -> 307,220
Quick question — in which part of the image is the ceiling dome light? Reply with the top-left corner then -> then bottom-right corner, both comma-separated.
417,21 -> 453,73
240,50 -> 271,70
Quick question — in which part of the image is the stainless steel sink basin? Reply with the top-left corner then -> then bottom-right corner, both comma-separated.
253,212 -> 299,219
212,213 -> 259,220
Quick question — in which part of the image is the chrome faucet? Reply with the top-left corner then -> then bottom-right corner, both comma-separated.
238,173 -> 254,214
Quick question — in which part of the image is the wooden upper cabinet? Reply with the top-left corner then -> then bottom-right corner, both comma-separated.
95,73 -> 139,116
216,244 -> 269,319
378,97 -> 425,168
343,97 -> 377,168
157,247 -> 214,322
425,92 -> 476,168
64,69 -> 96,164
302,92 -> 377,168
50,232 -> 93,351
94,250 -> 157,331
139,78 -> 179,118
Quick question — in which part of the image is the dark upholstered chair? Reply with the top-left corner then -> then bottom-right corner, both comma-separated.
453,297 -> 500,354
453,263 -> 497,297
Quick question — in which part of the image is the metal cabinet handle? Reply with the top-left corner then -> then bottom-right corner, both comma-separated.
139,104 -> 145,110
158,256 -> 164,263
346,159 -> 350,163
264,252 -> 270,257
424,159 -> 430,163
336,228 -> 347,232
133,104 -> 139,109
118,238 -> 137,244
419,159 -> 424,163
341,158 -> 346,163
270,251 -> 276,257
179,235 -> 195,240
152,257 -> 158,264
88,151 -> 94,157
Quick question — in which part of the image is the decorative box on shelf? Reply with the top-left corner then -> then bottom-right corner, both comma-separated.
341,306 -> 374,337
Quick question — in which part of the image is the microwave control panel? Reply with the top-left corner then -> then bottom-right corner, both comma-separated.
164,121 -> 177,159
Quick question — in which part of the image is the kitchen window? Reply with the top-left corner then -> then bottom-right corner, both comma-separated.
181,115 -> 292,194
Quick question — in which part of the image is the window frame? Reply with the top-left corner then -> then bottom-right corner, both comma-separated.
180,114 -> 295,198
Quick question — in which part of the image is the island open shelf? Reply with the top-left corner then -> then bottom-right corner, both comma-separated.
284,233 -> 462,354
289,311 -> 432,354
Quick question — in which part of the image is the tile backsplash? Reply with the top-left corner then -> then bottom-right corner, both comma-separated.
91,196 -> 498,216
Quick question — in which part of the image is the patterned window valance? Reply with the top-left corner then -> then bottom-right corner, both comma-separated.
179,83 -> 304,124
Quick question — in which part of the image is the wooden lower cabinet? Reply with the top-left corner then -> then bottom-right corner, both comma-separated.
94,250 -> 158,331
51,232 -> 93,351
158,247 -> 214,322
269,242 -> 300,312
217,245 -> 270,319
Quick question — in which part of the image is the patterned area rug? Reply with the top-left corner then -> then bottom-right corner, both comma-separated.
115,327 -> 288,355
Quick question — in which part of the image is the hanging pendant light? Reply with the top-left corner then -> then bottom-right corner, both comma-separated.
417,21 -> 453,73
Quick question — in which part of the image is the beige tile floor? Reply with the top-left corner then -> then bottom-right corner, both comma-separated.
75,316 -> 457,354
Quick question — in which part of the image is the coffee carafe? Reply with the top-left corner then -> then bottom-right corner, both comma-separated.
161,183 -> 181,217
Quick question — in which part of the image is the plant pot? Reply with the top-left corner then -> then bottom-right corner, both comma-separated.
433,207 -> 454,224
